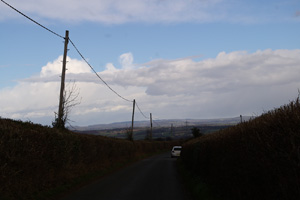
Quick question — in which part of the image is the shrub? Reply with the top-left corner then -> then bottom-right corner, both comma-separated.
191,127 -> 202,138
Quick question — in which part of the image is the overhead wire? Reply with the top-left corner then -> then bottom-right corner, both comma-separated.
2,0 -> 152,121
68,39 -> 133,103
1,0 -> 64,39
152,118 -> 162,127
135,101 -> 149,119
1,0 -> 133,103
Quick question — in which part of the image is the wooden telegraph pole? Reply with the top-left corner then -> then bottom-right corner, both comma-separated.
57,30 -> 69,128
150,113 -> 153,140
131,99 -> 136,139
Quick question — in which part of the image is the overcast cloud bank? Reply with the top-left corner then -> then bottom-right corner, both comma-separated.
1,49 -> 300,126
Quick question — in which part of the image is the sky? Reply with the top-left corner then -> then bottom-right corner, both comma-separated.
0,0 -> 300,127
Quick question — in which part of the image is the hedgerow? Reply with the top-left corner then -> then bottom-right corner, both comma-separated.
181,97 -> 300,200
0,119 -> 177,199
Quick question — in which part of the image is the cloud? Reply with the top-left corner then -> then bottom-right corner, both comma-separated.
4,0 -> 283,24
102,49 -> 300,96
23,56 -> 93,83
119,52 -> 135,69
40,56 -> 91,77
0,0 -> 223,23
2,0 -> 298,24
0,82 -> 60,121
1,49 -> 300,126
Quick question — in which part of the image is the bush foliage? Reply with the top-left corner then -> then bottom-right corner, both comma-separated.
0,119 -> 177,199
181,97 -> 300,200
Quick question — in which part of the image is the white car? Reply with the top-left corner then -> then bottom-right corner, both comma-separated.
171,146 -> 182,158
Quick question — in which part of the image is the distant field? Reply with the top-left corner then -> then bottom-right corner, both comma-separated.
71,117 -> 249,131
75,125 -> 233,140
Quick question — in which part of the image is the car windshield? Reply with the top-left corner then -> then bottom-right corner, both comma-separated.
174,148 -> 181,151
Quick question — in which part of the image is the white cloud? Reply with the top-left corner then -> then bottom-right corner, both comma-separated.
119,52 -> 134,69
1,49 -> 300,126
0,82 -> 59,122
24,56 -> 93,82
0,0 -> 223,23
2,0 -> 291,24
40,56 -> 91,77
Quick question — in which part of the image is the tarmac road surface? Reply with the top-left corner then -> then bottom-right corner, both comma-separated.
61,152 -> 190,200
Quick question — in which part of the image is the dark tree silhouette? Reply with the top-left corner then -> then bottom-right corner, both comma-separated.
191,127 -> 203,138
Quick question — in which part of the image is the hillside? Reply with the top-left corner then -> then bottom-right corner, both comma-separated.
70,116 -> 252,131
70,117 -> 250,140
75,124 -> 233,141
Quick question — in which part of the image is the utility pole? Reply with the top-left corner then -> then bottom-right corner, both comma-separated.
185,120 -> 188,135
131,99 -> 135,139
57,30 -> 69,128
150,113 -> 153,140
240,115 -> 243,123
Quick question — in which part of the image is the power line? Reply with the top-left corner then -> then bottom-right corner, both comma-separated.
151,116 -> 166,127
1,0 -> 64,39
1,0 -> 133,103
2,0 -> 151,118
135,101 -> 149,119
68,39 -> 133,103
152,119 -> 162,127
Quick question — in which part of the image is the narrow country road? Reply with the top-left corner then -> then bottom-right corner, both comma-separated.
61,152 -> 190,200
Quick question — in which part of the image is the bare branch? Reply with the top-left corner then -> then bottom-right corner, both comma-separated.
53,81 -> 81,129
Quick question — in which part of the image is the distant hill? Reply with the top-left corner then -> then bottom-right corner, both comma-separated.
70,116 -> 253,131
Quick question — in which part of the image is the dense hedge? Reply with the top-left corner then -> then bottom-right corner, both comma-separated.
181,98 -> 300,200
0,119 -> 177,200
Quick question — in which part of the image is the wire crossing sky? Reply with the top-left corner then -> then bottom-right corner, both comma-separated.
0,0 -> 300,126
1,0 -> 133,102
1,0 -> 154,122
0,0 -> 64,39
68,38 -> 133,103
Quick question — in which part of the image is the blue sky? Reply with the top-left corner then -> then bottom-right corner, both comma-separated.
0,0 -> 300,126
